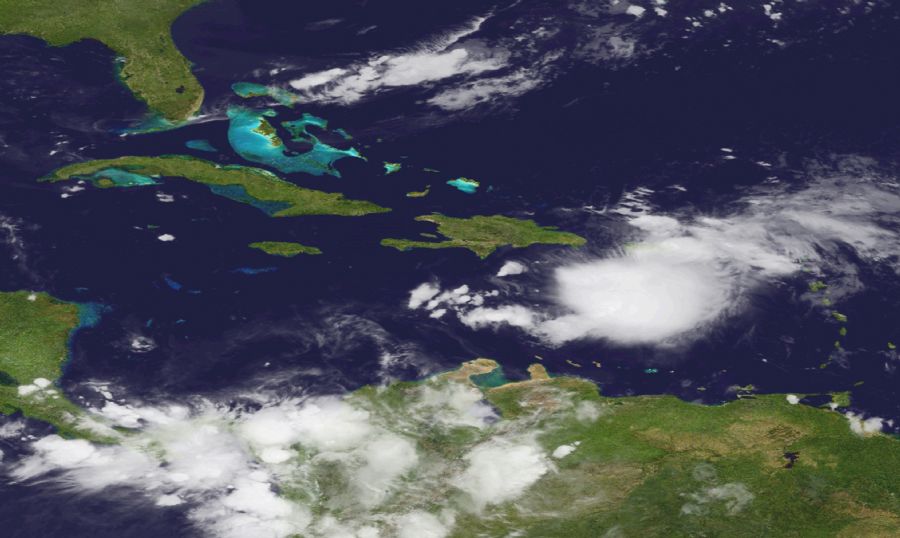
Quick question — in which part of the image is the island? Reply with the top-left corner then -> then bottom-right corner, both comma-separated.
44,155 -> 390,217
231,81 -> 300,107
0,0 -> 205,123
0,291 -> 111,441
228,107 -> 363,177
384,162 -> 402,175
406,185 -> 431,198
447,177 -> 480,194
381,214 -> 586,258
249,241 -> 322,257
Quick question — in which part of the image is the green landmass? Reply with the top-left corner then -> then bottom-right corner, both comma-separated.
830,391 -> 851,407
406,185 -> 430,198
809,280 -> 828,292
324,359 -> 900,537
249,241 -> 322,257
0,291 -> 110,441
381,214 -> 586,258
44,155 -> 389,217
384,162 -> 402,175
0,0 -> 205,122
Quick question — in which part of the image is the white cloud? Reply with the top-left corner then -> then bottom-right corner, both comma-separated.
416,380 -> 497,429
626,5 -> 647,18
157,234 -> 175,242
496,260 -> 527,277
395,510 -> 453,538
846,412 -> 887,436
289,19 -> 506,106
786,394 -> 800,405
423,170 -> 900,346
537,247 -> 732,345
458,305 -> 536,330
682,483 -> 754,515
290,67 -> 348,90
575,401 -> 602,423
427,69 -> 540,111
355,434 -> 419,507
552,443 -> 577,458
408,282 -> 440,309
10,376 -> 555,538
454,437 -> 550,509
156,494 -> 183,507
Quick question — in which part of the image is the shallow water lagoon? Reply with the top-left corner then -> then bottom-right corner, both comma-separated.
185,139 -> 217,153
227,106 -> 363,177
232,81 -> 301,107
90,168 -> 160,187
447,177 -> 480,193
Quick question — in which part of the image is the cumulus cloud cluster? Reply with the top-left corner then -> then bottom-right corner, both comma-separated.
7,375 -> 557,538
409,172 -> 900,346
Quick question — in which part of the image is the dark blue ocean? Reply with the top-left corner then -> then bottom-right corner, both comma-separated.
1,0 -> 900,535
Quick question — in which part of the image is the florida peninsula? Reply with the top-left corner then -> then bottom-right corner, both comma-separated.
0,0 -> 205,122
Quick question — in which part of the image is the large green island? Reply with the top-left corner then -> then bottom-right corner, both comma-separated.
45,155 -> 389,217
381,214 -> 586,258
0,0 -> 206,123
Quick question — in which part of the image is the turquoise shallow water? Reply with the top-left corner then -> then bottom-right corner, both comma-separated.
446,177 -> 479,194
185,139 -> 217,153
470,366 -> 509,388
90,168 -> 159,187
282,113 -> 329,141
76,302 -> 104,329
226,106 -> 362,177
232,81 -> 300,107
206,184 -> 290,215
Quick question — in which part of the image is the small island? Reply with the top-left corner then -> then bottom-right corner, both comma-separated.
406,185 -> 430,198
44,155 -> 390,217
384,162 -> 402,175
381,214 -> 586,258
232,81 -> 300,107
447,177 -> 480,194
249,241 -> 322,257
0,0 -> 206,122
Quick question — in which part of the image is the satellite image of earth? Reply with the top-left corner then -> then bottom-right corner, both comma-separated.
2,0 -> 900,536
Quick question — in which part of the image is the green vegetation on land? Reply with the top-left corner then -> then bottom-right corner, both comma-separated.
0,291 -> 109,440
0,0 -> 206,122
406,186 -> 430,198
443,360 -> 900,536
381,214 -> 586,258
44,155 -> 389,217
809,280 -> 828,292
249,241 -> 321,257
